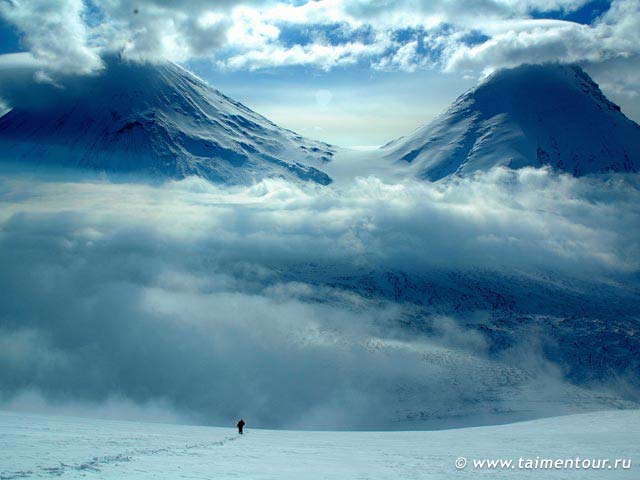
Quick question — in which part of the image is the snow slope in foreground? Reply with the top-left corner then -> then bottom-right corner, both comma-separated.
1,410 -> 638,479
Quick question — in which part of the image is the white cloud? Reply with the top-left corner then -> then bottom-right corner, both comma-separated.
93,0 -> 234,62
445,0 -> 640,73
0,0 -> 103,74
584,54 -> 640,120
230,0 -> 639,80
0,0 -> 636,90
220,35 -> 391,71
445,23 -> 592,71
374,40 -> 419,72
0,168 -> 638,427
1,0 -> 636,75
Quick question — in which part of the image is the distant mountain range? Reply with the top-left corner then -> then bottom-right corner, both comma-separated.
0,59 -> 639,183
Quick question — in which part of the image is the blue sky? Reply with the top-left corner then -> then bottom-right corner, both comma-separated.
0,0 -> 638,147
0,16 -> 20,54
185,61 -> 475,147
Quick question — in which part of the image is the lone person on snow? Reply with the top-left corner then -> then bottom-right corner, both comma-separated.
237,419 -> 245,434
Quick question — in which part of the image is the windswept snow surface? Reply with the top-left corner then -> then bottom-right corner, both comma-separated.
0,57 -> 335,185
0,410 -> 638,479
383,64 -> 640,181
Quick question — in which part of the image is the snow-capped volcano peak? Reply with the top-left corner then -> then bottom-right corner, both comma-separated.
0,57 -> 335,184
383,63 -> 640,180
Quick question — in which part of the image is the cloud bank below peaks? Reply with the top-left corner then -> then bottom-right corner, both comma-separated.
0,167 -> 638,428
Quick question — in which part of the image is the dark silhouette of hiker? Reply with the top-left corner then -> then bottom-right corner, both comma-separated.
237,419 -> 245,434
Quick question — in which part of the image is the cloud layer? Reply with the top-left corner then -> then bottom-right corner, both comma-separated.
0,0 -> 103,75
0,167 -> 638,428
0,0 -> 638,77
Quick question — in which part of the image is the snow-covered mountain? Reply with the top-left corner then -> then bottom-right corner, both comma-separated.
383,64 -> 640,181
0,57 -> 335,184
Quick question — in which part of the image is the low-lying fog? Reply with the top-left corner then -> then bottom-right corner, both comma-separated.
1,166 -> 638,429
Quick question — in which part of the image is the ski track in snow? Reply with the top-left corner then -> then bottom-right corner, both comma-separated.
1,433 -> 241,479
